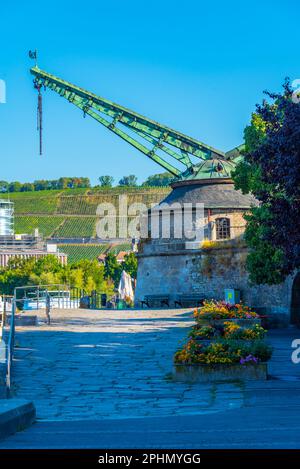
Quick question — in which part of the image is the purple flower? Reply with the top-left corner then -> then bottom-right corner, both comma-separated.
240,354 -> 258,365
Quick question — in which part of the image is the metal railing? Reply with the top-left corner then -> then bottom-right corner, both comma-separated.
6,294 -> 16,392
4,284 -> 83,393
15,284 -> 83,311
2,284 -> 112,393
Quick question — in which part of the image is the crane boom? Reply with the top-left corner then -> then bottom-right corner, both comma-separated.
30,66 -> 230,178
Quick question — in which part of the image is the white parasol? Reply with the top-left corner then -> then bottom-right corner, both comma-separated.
118,270 -> 134,301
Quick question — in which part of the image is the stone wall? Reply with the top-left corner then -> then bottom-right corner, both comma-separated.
136,245 -> 293,326
141,207 -> 247,245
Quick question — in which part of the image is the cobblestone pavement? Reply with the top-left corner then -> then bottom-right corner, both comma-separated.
2,309 -> 300,448
7,310 -> 300,421
10,308 -> 249,421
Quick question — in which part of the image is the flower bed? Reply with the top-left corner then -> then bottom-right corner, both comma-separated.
194,300 -> 259,322
189,321 -> 266,342
174,339 -> 272,365
173,300 -> 271,382
194,300 -> 261,327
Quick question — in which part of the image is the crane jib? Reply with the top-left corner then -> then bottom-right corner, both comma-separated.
30,65 -> 237,178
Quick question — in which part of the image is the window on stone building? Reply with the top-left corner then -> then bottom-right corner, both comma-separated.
215,218 -> 231,240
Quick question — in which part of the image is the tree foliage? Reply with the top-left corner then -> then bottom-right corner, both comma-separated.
122,252 -> 138,279
98,175 -> 114,187
232,79 -> 300,284
0,177 -> 91,193
104,252 -> 137,286
0,255 -> 113,295
104,253 -> 122,286
142,172 -> 173,187
118,175 -> 138,187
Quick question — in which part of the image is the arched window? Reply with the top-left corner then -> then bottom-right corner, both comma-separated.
215,218 -> 231,240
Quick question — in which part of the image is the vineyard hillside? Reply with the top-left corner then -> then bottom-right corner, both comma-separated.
6,187 -> 170,240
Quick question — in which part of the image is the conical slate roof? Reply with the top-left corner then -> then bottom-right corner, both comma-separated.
160,179 -> 258,209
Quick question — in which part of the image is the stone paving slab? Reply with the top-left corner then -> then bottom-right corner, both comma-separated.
2,308 -> 300,447
1,406 -> 300,449
0,399 -> 35,441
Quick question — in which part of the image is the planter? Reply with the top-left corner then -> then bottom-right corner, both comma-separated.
196,318 -> 261,327
173,362 -> 268,383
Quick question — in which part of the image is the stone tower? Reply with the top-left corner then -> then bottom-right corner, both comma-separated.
135,160 -> 293,326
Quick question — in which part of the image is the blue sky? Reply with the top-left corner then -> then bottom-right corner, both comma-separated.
0,0 -> 299,185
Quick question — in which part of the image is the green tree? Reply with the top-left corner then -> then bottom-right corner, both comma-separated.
118,175 -> 138,187
0,256 -> 115,296
122,252 -> 138,279
8,181 -> 22,192
33,179 -> 49,191
57,177 -> 70,190
104,253 -> 122,286
0,181 -> 9,193
79,177 -> 91,188
142,172 -> 173,187
232,80 -> 300,284
20,183 -> 34,192
98,175 -> 114,187
67,268 -> 84,290
33,255 -> 63,276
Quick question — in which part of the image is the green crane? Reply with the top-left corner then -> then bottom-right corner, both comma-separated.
30,64 -> 242,181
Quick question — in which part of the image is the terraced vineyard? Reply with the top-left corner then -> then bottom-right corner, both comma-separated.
53,217 -> 97,238
109,243 -> 132,254
7,187 -> 169,239
14,216 -> 65,237
10,194 -> 58,214
58,244 -> 109,263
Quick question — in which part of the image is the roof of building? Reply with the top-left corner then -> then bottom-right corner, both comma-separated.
179,158 -> 238,181
160,180 -> 258,209
98,253 -> 106,262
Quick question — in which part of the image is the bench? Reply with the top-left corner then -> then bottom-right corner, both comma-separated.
141,295 -> 170,308
174,294 -> 204,308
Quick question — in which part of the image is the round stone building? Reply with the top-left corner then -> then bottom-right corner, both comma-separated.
135,159 -> 298,326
